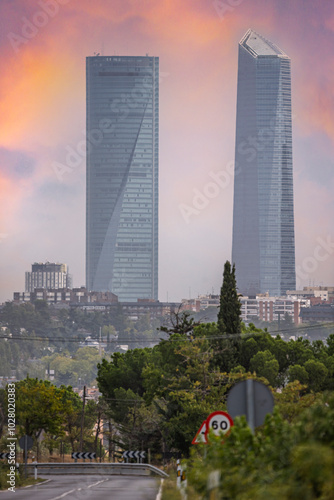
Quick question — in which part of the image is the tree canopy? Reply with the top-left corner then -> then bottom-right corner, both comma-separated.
217,261 -> 241,334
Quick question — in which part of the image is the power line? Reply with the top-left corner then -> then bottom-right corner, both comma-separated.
0,335 -> 163,343
0,321 -> 332,344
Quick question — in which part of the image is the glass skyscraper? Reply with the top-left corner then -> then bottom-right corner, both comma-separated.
232,30 -> 296,297
86,55 -> 159,301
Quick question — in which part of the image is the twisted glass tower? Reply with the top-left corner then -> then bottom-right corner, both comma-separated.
86,56 -> 159,301
232,30 -> 295,297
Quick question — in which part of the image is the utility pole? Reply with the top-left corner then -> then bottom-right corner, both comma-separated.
99,326 -> 102,357
80,385 -> 86,452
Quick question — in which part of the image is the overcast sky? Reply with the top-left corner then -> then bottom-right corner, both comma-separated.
0,0 -> 333,303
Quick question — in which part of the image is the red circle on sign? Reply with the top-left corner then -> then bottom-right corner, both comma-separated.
204,411 -> 234,442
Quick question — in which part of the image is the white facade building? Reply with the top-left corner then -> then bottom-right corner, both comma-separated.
25,262 -> 72,292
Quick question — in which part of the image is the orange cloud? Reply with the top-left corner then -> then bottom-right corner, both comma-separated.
0,44 -> 83,150
66,0 -> 225,43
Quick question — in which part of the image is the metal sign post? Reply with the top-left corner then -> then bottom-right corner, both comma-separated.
25,435 -> 27,478
246,379 -> 255,433
18,435 -> 33,479
227,379 -> 274,433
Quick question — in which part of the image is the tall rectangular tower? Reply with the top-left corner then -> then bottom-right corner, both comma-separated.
86,55 -> 159,301
232,30 -> 295,297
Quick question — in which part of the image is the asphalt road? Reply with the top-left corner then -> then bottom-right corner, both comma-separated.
0,475 -> 161,500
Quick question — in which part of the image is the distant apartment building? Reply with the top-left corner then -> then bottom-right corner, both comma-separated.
287,286 -> 334,303
13,288 -> 179,321
25,262 -> 72,292
299,304 -> 334,323
181,294 -> 220,313
117,300 -> 180,321
256,296 -> 306,324
287,286 -> 334,323
181,293 -> 306,325
14,287 -> 118,305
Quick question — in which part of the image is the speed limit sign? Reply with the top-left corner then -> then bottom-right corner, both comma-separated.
205,411 -> 233,441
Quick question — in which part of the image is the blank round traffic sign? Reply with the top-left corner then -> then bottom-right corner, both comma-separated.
205,411 -> 233,441
226,379 -> 274,428
19,435 -> 33,450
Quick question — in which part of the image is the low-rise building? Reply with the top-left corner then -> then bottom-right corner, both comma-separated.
287,286 -> 334,302
25,262 -> 72,292
300,303 -> 334,323
14,287 -> 118,305
13,289 -> 180,322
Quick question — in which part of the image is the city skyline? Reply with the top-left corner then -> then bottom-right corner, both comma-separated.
86,55 -> 159,301
0,0 -> 333,303
232,29 -> 296,297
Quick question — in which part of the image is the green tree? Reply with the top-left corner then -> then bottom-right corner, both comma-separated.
14,378 -> 67,439
12,377 -> 73,460
217,261 -> 241,334
58,385 -> 83,452
275,381 -> 317,422
159,310 -> 201,337
0,342 -> 11,376
288,364 -> 309,385
326,334 -> 334,356
249,350 -> 279,386
240,337 -> 259,370
97,348 -> 151,400
304,359 -> 328,392
287,338 -> 314,366
58,385 -> 97,453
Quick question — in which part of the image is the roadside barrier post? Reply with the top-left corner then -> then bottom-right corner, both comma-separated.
207,470 -> 220,500
176,459 -> 181,488
33,461 -> 38,480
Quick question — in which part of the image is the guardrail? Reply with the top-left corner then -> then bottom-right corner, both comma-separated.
24,462 -> 168,478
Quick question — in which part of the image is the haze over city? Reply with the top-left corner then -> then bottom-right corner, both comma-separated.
1,0 -> 333,304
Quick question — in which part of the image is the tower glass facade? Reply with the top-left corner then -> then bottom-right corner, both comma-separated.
232,30 -> 295,297
86,56 -> 159,301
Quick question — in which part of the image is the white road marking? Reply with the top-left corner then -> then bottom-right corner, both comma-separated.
49,480 -> 107,500
156,479 -> 164,500
49,488 -> 76,500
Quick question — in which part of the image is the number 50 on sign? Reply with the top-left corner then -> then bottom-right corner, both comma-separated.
205,411 -> 233,441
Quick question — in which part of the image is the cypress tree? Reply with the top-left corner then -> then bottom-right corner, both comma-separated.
217,261 -> 241,334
